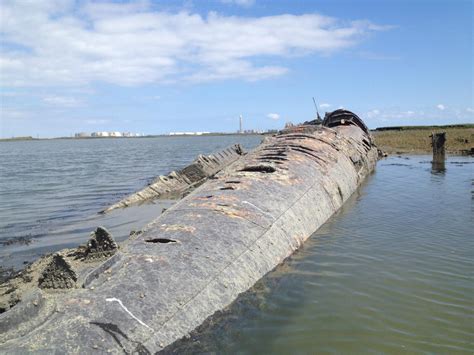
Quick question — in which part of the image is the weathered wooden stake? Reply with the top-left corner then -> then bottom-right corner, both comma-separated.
430,132 -> 446,172
430,132 -> 446,161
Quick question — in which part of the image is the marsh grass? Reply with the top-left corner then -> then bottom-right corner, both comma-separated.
373,127 -> 473,154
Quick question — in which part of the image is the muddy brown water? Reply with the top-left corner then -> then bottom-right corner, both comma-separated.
1,137 -> 473,353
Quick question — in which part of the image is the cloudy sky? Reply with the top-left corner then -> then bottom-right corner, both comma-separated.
0,0 -> 472,137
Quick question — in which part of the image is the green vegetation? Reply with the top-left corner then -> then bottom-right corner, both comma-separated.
374,123 -> 474,131
0,136 -> 36,142
373,126 -> 473,154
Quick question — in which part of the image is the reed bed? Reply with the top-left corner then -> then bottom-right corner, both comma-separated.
372,127 -> 473,154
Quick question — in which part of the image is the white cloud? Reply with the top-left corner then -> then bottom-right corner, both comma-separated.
366,109 -> 380,119
220,0 -> 255,7
361,106 -> 472,126
267,113 -> 280,120
0,1 -> 390,87
0,91 -> 21,97
436,104 -> 446,111
0,108 -> 29,119
319,103 -> 331,108
466,107 -> 474,113
82,0 -> 151,18
366,109 -> 420,121
42,96 -> 82,107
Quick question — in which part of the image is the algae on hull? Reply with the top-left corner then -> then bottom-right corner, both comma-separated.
0,227 -> 117,315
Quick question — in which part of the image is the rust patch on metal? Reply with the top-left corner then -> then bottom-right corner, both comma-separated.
159,224 -> 196,233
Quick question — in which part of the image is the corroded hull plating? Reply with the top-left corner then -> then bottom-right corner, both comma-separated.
0,111 -> 378,353
103,144 -> 244,213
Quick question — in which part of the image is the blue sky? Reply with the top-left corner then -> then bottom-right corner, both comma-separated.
0,0 -> 472,138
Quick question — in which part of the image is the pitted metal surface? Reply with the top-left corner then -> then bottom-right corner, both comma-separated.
0,113 -> 378,353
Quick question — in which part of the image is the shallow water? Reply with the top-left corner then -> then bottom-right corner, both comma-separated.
0,135 -> 261,269
1,138 -> 473,353
168,155 -> 474,354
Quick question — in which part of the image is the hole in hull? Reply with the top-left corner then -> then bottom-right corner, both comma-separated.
240,165 -> 276,173
145,238 -> 177,244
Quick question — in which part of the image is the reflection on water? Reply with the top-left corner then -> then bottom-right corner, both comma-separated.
431,160 -> 446,174
167,155 -> 474,354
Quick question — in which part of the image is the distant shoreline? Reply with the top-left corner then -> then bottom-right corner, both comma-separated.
0,136 -> 39,142
0,132 -> 264,142
2,124 -> 472,156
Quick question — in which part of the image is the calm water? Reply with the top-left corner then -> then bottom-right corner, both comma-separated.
0,136 -> 261,269
1,138 -> 473,353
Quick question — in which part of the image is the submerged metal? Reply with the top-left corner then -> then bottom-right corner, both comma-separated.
0,110 -> 378,353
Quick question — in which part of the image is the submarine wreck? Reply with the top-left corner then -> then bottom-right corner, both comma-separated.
0,110 -> 379,353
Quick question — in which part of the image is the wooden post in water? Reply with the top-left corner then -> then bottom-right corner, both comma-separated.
430,132 -> 446,172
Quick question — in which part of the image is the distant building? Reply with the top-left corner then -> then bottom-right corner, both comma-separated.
91,131 -> 109,137
74,132 -> 90,138
169,131 -> 210,136
86,131 -> 141,137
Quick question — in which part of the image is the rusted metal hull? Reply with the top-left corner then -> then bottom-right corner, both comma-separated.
0,111 -> 378,353
102,144 -> 244,213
